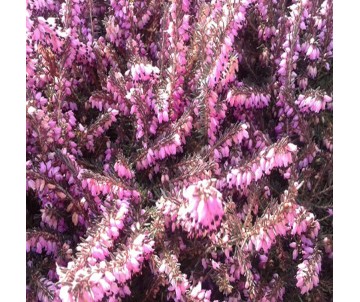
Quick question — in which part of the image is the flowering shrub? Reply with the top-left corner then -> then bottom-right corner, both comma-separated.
26,0 -> 333,301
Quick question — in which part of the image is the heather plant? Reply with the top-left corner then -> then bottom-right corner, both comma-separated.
26,0 -> 333,301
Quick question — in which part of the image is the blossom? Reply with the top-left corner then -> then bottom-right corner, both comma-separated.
26,0 -> 332,300
178,179 -> 224,237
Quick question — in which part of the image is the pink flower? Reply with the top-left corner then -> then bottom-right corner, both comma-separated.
178,179 -> 224,237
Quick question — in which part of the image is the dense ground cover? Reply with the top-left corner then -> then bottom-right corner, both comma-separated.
26,0 -> 333,301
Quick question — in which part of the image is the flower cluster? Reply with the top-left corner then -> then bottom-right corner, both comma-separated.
178,179 -> 224,237
26,0 -> 332,300
295,91 -> 332,113
26,230 -> 60,255
58,230 -> 154,301
156,253 -> 191,301
217,138 -> 297,191
156,179 -> 224,238
226,84 -> 270,109
296,250 -> 322,294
